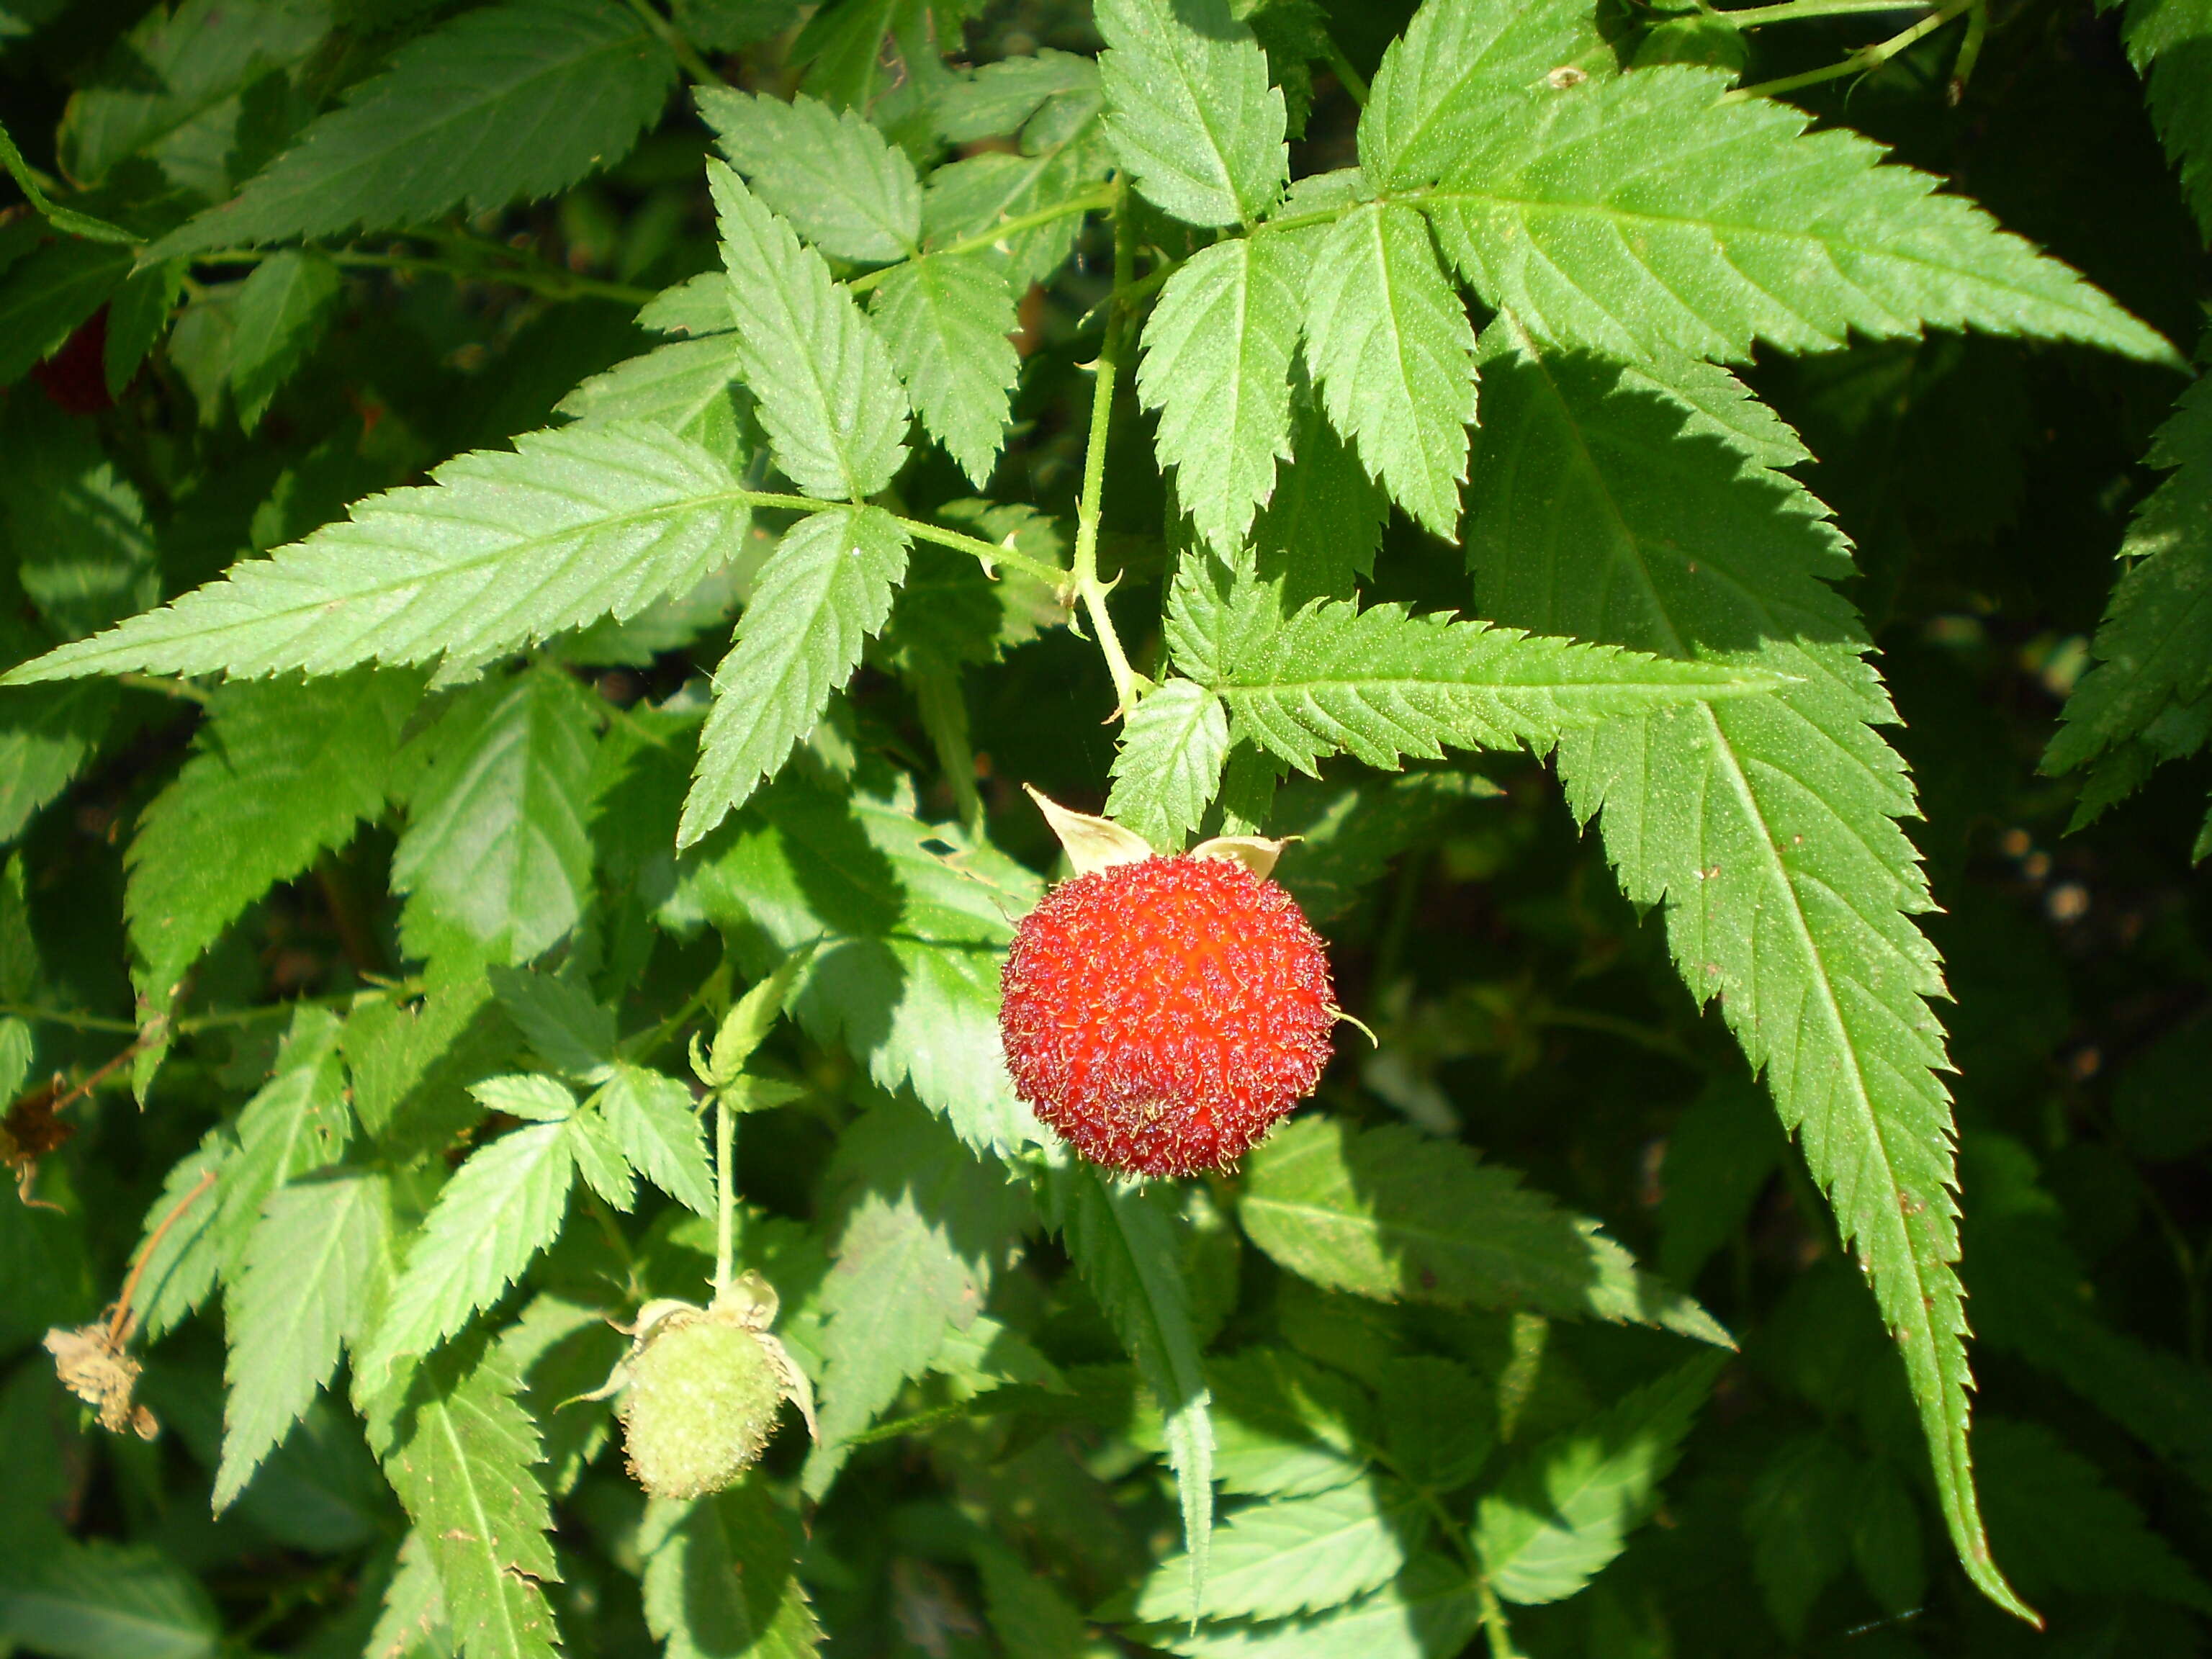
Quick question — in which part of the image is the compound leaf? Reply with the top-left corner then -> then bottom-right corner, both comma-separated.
1423,66 -> 2177,367
867,253 -> 1020,489
4,424 -> 750,684
1138,235 -> 1306,554
374,1340 -> 562,1659
680,505 -> 909,846
1301,202 -> 1477,538
360,1122 -> 578,1385
215,1169 -> 392,1512
146,0 -> 677,259
710,161 -> 911,501
1096,0 -> 1287,228
1107,678 -> 1230,851
127,670 -> 418,1026
1164,554 -> 1778,778
393,670 -> 598,966
1475,1354 -> 1724,1604
595,1065 -> 714,1216
698,87 -> 920,262
1240,1116 -> 1730,1344
1465,328 -> 2027,1617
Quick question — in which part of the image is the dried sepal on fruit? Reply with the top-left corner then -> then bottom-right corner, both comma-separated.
593,1270 -> 817,1500
999,788 -> 1337,1177
45,1320 -> 158,1439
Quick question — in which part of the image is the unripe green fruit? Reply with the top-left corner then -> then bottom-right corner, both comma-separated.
616,1312 -> 786,1500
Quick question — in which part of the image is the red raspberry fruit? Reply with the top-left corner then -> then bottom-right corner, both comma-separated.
999,849 -> 1336,1177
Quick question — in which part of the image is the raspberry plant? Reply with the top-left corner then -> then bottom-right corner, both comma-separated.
1,0 -> 2211,1653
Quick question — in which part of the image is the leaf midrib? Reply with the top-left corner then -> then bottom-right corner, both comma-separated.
1515,343 -> 1995,1591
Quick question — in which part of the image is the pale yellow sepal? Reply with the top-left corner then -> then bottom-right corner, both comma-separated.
1024,784 -> 1154,873
1188,835 -> 1291,881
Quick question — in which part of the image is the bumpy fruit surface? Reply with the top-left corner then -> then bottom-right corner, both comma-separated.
999,854 -> 1335,1175
616,1310 -> 785,1499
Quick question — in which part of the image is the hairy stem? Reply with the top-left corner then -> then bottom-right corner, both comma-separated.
1707,0 -> 1934,24
623,0 -> 732,89
189,244 -> 657,307
1069,184 -> 1150,719
1726,0 -> 1970,100
844,186 -> 1118,295
713,1088 -> 736,1298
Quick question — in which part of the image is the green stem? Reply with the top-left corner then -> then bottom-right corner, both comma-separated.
1709,0 -> 1933,24
713,1088 -> 736,1298
1477,1577 -> 1524,1659
616,959 -> 731,1065
0,1004 -> 140,1035
624,0 -> 732,89
117,672 -> 212,706
1951,0 -> 1988,95
1725,0 -> 1970,99
844,185 -> 1118,295
1069,184 -> 1150,719
186,246 -> 657,307
1318,33 -> 1370,105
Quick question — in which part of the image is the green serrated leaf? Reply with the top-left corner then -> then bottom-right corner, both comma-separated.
682,778 -> 1045,1155
1300,202 -> 1476,537
920,125 -> 1114,290
2046,371 -> 2212,802
1164,554 -> 1779,778
680,505 -> 909,845
56,0 -> 329,191
704,941 -> 817,1084
1133,1555 -> 1482,1659
0,680 -> 117,845
868,253 -> 1020,489
0,238 -> 132,388
1051,1166 -> 1215,1619
698,88 -> 921,261
132,1133 -> 233,1343
393,670 -> 599,966
470,1074 -> 580,1123
1476,1354 -> 1724,1604
360,1121 -> 577,1384
1358,0 -> 1601,191
364,1532 -> 452,1659
596,1064 -> 714,1215
933,50 -> 1097,141
2126,0 -> 2212,237
1,402 -> 158,644
1097,0 -> 1287,228
145,0 -> 677,260
1107,677 -> 1229,850
4,423 -> 749,685
228,249 -> 340,431
1379,1357 -> 1492,1493
1422,66 -> 2178,367
1979,1416 -> 2212,1611
558,334 -> 747,454
1140,235 -> 1306,553
374,1339 -> 562,1659
1657,1078 -> 1782,1287
487,966 -> 616,1082
1129,1481 -> 1424,1623
640,1485 -> 822,1659
1465,328 -> 2026,1617
1240,1118 -> 1730,1344
709,161 -> 912,502
1249,384 -> 1390,608
215,1007 -> 352,1280
0,1541 -> 219,1659
127,670 -> 419,1026
215,1169 -> 392,1512
804,1104 -> 1028,1495
1744,1431 -> 1857,1640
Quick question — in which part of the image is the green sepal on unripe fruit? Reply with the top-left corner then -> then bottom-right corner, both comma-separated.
597,1272 -> 819,1501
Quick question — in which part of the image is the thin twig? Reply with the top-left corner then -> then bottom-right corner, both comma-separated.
108,1166 -> 216,1344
